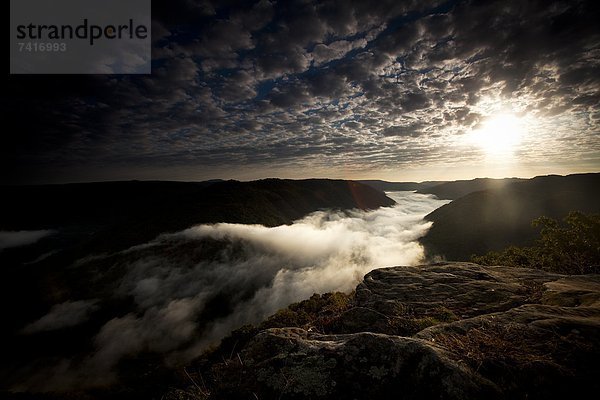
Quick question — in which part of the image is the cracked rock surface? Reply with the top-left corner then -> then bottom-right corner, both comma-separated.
185,263 -> 600,400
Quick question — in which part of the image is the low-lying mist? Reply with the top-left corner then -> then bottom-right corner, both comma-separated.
0,229 -> 55,251
16,191 -> 449,391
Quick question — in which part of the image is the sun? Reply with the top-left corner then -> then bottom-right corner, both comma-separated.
471,113 -> 524,157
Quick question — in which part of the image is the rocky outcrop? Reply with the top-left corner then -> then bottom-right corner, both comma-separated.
355,263 -> 563,320
182,263 -> 600,400
235,328 -> 499,400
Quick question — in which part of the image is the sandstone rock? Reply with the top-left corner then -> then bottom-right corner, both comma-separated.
234,328 -> 500,400
355,262 -> 562,319
191,263 -> 600,400
333,306 -> 391,333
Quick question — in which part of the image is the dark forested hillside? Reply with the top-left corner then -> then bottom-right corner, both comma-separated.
0,178 -> 394,328
0,179 -> 394,254
420,173 -> 600,260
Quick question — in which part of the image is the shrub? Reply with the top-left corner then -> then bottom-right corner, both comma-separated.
473,211 -> 600,274
260,291 -> 354,333
432,320 -> 558,372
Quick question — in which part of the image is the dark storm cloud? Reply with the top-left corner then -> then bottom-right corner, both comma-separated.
401,91 -> 431,112
4,0 -> 600,183
381,122 -> 427,138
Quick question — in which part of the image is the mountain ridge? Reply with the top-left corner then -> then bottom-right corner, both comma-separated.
0,179 -> 394,254
420,173 -> 600,260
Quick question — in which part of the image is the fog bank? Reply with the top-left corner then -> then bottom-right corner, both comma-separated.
19,191 -> 449,390
0,230 -> 54,251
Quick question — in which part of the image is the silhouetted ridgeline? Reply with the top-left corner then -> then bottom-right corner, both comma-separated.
0,179 -> 394,253
358,180 -> 445,192
421,173 -> 600,260
416,177 -> 525,199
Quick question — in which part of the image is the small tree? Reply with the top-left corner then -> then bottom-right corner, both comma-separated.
473,211 -> 600,274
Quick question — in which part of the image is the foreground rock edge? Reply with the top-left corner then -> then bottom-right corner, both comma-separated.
175,262 -> 600,400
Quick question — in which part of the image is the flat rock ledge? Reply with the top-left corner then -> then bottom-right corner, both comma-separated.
190,263 -> 600,400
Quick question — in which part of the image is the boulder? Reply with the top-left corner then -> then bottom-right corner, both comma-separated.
226,328 -> 500,400
186,263 -> 600,400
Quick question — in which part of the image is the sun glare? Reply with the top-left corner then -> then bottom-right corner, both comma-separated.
471,113 -> 524,157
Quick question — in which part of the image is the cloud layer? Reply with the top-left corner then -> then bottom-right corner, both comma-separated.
4,0 -> 599,182
18,191 -> 448,390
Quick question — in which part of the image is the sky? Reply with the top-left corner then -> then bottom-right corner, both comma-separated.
4,0 -> 600,184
